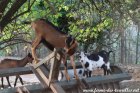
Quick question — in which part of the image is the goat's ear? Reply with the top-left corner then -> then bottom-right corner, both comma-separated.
108,50 -> 113,54
109,50 -> 113,53
81,51 -> 84,54
84,52 -> 88,56
28,53 -> 32,57
76,50 -> 80,54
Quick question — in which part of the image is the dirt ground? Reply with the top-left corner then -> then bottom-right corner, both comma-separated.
118,64 -> 140,91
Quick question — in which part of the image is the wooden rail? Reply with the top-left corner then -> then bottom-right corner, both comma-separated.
0,67 -> 32,77
0,62 -> 82,77
31,65 -> 65,93
0,63 -> 123,77
0,63 -> 131,93
0,63 -> 82,77
0,49 -> 128,93
0,73 -> 131,93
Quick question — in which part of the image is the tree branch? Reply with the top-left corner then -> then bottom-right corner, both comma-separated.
0,41 -> 31,50
11,0 -> 36,21
0,38 -> 31,47
0,0 -> 27,32
0,0 -> 11,18
92,0 -> 102,12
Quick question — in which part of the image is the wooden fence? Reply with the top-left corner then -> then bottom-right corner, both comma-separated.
0,50 -> 131,93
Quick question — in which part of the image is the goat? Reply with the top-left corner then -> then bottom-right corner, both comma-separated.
79,50 -> 112,77
58,68 -> 85,81
0,53 -> 33,88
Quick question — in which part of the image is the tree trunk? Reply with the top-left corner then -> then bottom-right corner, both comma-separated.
124,30 -> 127,63
113,52 -> 116,63
136,22 -> 140,64
120,26 -> 125,64
0,0 -> 11,18
128,30 -> 131,63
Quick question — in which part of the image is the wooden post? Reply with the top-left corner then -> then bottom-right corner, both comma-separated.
31,48 -> 66,93
48,49 -> 61,86
31,66 -> 66,93
33,52 -> 55,69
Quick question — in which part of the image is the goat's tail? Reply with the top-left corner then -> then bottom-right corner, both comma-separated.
108,50 -> 113,55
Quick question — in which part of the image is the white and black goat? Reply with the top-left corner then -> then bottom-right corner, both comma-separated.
58,68 -> 85,81
79,50 -> 112,77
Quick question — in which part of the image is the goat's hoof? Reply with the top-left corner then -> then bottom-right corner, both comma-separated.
8,86 -> 11,88
76,78 -> 79,80
67,80 -> 70,82
67,78 -> 70,82
33,59 -> 39,64
34,61 -> 38,64
66,76 -> 70,81
66,78 -> 70,82
74,76 -> 79,80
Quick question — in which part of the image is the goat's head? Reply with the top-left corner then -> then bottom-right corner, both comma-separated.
27,53 -> 34,63
78,51 -> 86,63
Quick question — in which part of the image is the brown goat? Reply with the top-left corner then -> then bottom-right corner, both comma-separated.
0,53 -> 33,88
31,19 -> 79,81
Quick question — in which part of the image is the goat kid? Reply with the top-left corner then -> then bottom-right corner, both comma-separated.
79,51 -> 112,77
0,53 -> 33,88
58,68 -> 85,81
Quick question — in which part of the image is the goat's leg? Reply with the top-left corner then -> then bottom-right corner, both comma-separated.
1,77 -> 4,88
81,62 -> 86,70
19,76 -> 24,85
89,71 -> 92,77
64,63 -> 70,81
106,70 -> 109,75
107,69 -> 112,75
6,77 -> 11,87
14,76 -> 18,87
103,69 -> 107,75
62,55 -> 70,81
31,36 -> 41,64
81,62 -> 87,76
70,56 -> 86,89
84,70 -> 89,77
70,55 -> 79,80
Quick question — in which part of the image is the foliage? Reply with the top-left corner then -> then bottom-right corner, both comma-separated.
0,0 -> 140,56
